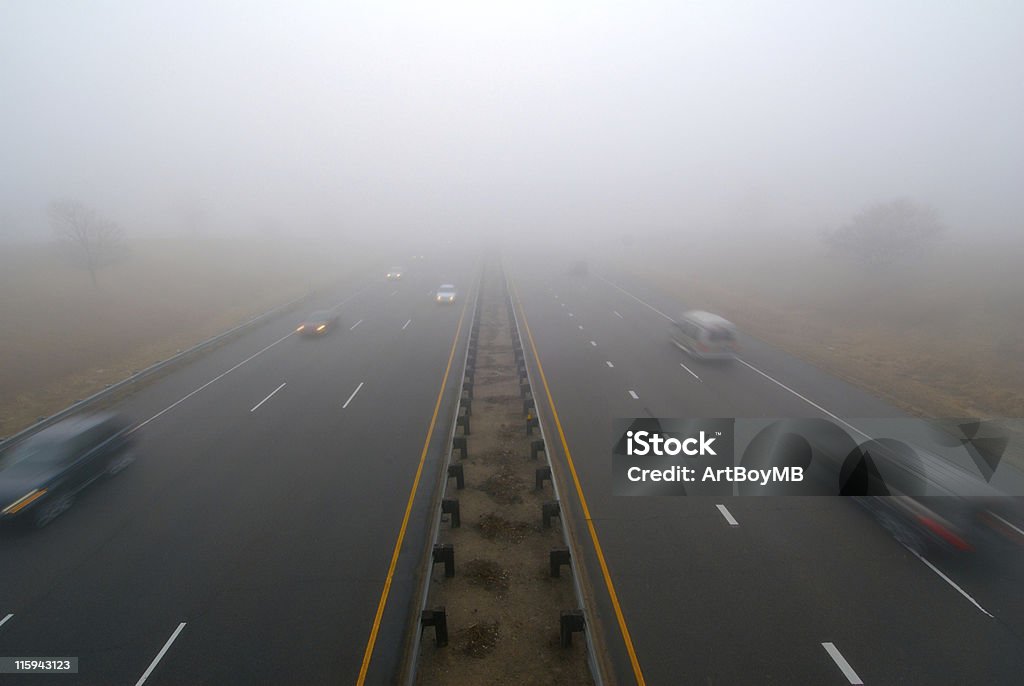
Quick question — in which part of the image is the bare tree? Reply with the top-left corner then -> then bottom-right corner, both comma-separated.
824,198 -> 945,270
49,199 -> 126,287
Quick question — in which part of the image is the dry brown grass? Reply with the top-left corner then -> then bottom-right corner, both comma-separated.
0,237 -> 381,437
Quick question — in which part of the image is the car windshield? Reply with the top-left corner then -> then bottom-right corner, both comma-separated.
439,285 -> 454,290
308,311 -> 332,320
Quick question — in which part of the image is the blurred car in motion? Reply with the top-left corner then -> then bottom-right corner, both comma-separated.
296,310 -> 338,336
386,267 -> 404,280
436,284 -> 456,304
738,418 -> 1024,554
850,438 -> 1023,554
670,310 -> 738,360
0,412 -> 134,528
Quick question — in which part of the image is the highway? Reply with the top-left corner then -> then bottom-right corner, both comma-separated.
3,250 -> 1024,685
0,256 -> 477,685
506,254 -> 1024,686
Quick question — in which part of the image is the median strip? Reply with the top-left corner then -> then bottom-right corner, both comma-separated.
413,264 -> 593,684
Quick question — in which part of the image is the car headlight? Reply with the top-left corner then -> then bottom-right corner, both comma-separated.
2,488 -> 47,515
317,324 -> 327,332
297,325 -> 306,332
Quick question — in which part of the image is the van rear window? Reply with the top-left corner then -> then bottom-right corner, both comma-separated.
708,327 -> 735,342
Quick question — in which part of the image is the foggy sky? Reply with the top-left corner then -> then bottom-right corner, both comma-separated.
2,1 -> 1022,245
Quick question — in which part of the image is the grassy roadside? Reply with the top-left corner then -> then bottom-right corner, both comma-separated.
608,237 -> 1024,465
0,237 -> 381,438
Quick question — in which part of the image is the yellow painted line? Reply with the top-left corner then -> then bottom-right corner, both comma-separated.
512,278 -> 647,686
356,296 -> 469,685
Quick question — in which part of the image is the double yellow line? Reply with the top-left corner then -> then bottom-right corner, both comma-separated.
512,278 -> 647,686
356,297 -> 468,685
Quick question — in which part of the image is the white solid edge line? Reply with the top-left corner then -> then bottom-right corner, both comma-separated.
595,275 -> 874,441
402,319 -> 412,330
989,511 -> 1024,538
129,331 -> 294,434
390,290 -> 398,296
596,275 -> 675,321
135,622 -> 187,686
349,319 -> 364,330
679,362 -> 701,381
716,504 -> 739,526
0,613 -> 12,629
613,310 -> 624,319
904,545 -> 994,617
628,390 -> 639,399
342,382 -> 365,409
597,276 -> 872,440
736,359 -> 872,441
250,382 -> 287,412
822,642 -> 864,685
606,361 -> 615,368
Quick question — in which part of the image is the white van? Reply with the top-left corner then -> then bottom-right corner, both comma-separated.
670,310 -> 738,360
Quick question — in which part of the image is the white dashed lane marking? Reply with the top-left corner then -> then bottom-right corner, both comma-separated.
716,504 -> 739,526
821,642 -> 864,685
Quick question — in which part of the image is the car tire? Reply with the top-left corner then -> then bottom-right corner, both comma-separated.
34,493 -> 74,528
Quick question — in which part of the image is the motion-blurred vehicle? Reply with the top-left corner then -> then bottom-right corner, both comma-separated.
850,439 -> 1023,554
296,310 -> 338,336
386,267 -> 404,280
435,284 -> 457,304
0,413 -> 134,528
738,418 -> 1024,554
568,260 -> 589,277
670,310 -> 738,360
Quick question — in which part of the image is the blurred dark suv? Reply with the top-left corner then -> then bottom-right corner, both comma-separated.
0,413 -> 134,528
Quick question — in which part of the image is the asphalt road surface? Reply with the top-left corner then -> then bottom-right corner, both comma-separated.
4,250 -> 1024,686
506,253 -> 1024,686
0,255 -> 477,685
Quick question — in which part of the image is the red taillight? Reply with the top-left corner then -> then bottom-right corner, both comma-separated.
917,515 -> 973,551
